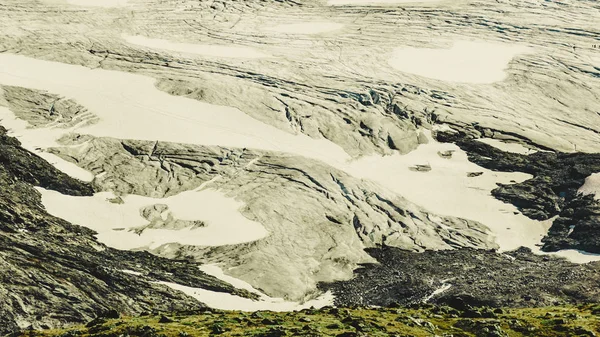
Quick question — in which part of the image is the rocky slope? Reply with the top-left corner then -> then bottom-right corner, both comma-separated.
0,126 -> 252,334
323,246 -> 600,309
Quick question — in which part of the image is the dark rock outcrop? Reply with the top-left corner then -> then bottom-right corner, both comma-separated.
321,246 -> 600,308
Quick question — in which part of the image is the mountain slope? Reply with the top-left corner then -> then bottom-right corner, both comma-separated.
0,126 -> 251,334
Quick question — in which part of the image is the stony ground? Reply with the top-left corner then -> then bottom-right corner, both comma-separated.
322,246 -> 600,309
18,304 -> 600,337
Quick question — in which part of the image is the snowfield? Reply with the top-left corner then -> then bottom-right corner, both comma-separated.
37,187 -> 268,250
0,53 -> 349,166
328,0 -> 443,5
2,0 -> 600,322
388,41 -> 532,84
39,0 -> 129,7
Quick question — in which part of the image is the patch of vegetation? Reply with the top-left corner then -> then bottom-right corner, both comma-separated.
18,304 -> 600,337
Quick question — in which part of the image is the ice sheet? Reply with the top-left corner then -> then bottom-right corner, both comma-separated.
2,53 -> 595,263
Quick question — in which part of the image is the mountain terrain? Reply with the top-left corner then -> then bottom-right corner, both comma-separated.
0,0 -> 600,334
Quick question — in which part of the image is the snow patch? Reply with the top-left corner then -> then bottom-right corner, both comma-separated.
423,283 -> 452,302
123,35 -> 270,59
579,172 -> 600,199
541,249 -> 600,264
265,22 -> 344,35
36,152 -> 95,182
157,281 -> 334,311
476,138 -> 537,155
36,187 -> 268,250
388,41 -> 531,83
199,264 -> 263,295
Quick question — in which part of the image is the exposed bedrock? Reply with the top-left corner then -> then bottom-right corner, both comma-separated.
322,246 -> 600,309
435,128 -> 600,254
48,133 -> 495,300
0,126 -> 252,334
